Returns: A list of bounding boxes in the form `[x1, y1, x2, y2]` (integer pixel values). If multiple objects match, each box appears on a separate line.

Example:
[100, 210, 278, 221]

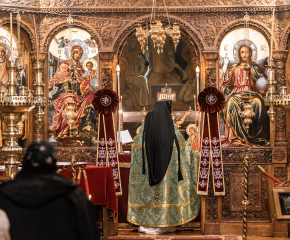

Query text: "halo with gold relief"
[0, 38, 10, 60]
[186, 124, 198, 136]
[0, 28, 19, 60]
[83, 58, 98, 72]
[219, 28, 269, 62]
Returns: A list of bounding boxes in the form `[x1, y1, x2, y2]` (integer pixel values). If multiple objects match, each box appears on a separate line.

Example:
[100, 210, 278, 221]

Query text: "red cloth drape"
[60, 165, 117, 213]
[118, 154, 131, 223]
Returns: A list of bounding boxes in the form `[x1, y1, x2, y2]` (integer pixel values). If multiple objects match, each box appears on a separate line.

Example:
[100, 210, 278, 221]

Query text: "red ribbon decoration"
[198, 87, 225, 196]
[92, 88, 122, 196]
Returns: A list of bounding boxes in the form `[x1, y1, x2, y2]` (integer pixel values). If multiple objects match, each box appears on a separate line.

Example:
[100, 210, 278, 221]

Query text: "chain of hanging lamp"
[135, 0, 181, 54]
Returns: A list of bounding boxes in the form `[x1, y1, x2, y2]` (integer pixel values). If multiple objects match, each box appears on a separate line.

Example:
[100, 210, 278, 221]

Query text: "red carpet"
[108, 235, 241, 240]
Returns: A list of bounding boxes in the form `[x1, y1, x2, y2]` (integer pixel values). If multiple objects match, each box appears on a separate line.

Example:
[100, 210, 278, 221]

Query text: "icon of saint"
[220, 45, 269, 147]
[49, 46, 97, 140]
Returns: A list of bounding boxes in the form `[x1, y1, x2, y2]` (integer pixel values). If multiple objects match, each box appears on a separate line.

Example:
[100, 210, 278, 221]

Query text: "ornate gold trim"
[132, 142, 186, 150]
[0, 5, 287, 14]
[119, 162, 131, 168]
[127, 206, 200, 228]
[128, 197, 196, 208]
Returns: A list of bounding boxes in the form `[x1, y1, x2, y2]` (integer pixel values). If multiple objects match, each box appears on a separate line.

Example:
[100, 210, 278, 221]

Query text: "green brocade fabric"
[127, 123, 200, 227]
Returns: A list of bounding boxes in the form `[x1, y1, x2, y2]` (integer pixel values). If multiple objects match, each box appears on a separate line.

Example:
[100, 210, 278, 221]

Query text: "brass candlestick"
[241, 146, 250, 240]
[265, 59, 277, 123]
[0, 65, 45, 179]
[33, 62, 45, 124]
[238, 146, 257, 240]
[2, 112, 23, 179]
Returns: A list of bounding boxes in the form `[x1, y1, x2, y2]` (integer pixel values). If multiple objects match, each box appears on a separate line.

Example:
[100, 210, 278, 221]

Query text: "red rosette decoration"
[92, 88, 119, 114]
[198, 87, 225, 113]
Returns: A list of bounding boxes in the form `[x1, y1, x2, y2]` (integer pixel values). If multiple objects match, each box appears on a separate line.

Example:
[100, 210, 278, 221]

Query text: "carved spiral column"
[30, 51, 47, 142]
[203, 51, 219, 88]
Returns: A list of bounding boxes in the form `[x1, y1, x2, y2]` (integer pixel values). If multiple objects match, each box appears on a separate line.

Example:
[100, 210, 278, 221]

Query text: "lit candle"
[116, 64, 121, 153]
[196, 66, 200, 98]
[194, 95, 196, 126]
[10, 13, 13, 64]
[120, 96, 123, 152]
[33, 15, 39, 63]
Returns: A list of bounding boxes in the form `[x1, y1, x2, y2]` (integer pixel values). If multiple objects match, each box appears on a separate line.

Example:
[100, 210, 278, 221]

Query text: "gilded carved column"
[272, 51, 289, 238]
[200, 51, 220, 235]
[30, 51, 47, 142]
[203, 51, 219, 88]
[272, 50, 288, 192]
[99, 52, 115, 91]
[273, 51, 288, 147]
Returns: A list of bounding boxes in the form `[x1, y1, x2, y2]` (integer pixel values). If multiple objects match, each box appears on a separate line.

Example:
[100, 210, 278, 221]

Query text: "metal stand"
[241, 146, 250, 240]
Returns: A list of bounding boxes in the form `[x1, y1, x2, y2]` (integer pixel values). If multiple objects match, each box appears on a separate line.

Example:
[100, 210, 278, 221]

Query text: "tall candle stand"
[0, 65, 46, 179]
[240, 146, 251, 240]
[240, 68, 255, 240]
[33, 62, 45, 123]
[116, 64, 121, 153]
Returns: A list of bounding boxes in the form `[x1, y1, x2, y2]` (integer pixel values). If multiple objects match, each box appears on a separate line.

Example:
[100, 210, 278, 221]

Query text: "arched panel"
[48, 27, 99, 147]
[218, 27, 270, 147]
[117, 27, 201, 138]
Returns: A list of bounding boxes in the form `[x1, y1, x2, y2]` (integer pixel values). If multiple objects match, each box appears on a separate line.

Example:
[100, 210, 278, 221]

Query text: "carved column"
[271, 51, 288, 164]
[203, 51, 219, 88]
[99, 52, 115, 91]
[200, 51, 220, 235]
[30, 51, 47, 142]
[271, 50, 289, 238]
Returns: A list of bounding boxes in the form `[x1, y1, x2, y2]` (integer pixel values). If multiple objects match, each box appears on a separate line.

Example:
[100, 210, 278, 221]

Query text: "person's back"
[0, 142, 99, 240]
[127, 100, 200, 233]
[0, 209, 10, 240]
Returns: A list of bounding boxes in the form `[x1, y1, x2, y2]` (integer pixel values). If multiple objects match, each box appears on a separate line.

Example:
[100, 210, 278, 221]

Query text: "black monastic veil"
[142, 99, 183, 186]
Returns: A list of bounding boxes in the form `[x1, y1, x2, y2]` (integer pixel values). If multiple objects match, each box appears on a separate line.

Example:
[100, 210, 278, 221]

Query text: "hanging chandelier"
[135, 0, 181, 54]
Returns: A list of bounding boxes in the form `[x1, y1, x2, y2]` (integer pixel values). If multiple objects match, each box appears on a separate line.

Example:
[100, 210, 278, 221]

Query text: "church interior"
[0, 0, 290, 239]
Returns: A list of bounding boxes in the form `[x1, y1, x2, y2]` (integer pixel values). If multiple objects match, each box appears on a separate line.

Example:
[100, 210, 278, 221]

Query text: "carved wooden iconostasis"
[1, 1, 290, 238]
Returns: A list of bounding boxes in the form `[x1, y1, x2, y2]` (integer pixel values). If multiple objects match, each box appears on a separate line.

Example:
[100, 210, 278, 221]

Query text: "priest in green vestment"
[127, 100, 200, 233]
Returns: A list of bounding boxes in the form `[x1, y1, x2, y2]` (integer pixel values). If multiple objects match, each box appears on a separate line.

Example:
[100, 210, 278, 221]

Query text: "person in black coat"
[0, 141, 100, 240]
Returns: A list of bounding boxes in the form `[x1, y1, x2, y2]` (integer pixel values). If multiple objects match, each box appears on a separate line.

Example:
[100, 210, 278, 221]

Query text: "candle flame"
[116, 64, 120, 72]
[196, 66, 200, 73]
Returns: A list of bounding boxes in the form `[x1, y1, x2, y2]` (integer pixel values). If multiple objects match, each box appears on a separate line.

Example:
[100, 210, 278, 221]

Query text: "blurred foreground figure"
[127, 100, 200, 234]
[0, 141, 99, 240]
[0, 209, 10, 240]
